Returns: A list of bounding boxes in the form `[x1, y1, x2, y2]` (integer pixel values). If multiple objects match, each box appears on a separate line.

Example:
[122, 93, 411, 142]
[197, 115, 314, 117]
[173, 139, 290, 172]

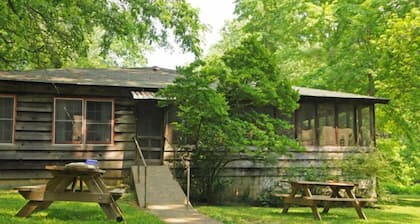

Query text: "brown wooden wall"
[0, 81, 138, 186]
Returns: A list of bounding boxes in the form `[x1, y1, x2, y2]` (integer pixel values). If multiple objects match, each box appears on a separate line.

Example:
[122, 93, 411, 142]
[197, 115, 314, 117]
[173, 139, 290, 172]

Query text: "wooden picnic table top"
[45, 164, 106, 175]
[290, 180, 356, 188]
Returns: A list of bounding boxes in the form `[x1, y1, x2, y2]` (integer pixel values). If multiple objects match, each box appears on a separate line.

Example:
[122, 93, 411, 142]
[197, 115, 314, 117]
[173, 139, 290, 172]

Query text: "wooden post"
[144, 166, 147, 208]
[368, 72, 375, 96]
[186, 159, 191, 208]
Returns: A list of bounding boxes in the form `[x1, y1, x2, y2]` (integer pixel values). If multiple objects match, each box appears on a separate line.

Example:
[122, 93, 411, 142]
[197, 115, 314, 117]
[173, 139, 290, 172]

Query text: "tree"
[228, 0, 330, 83]
[0, 0, 203, 70]
[375, 8, 420, 184]
[211, 0, 418, 190]
[159, 36, 299, 202]
[227, 0, 419, 186]
[232, 0, 417, 94]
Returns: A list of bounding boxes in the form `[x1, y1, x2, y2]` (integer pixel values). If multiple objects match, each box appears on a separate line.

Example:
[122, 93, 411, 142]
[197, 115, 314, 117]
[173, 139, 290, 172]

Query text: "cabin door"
[135, 101, 164, 165]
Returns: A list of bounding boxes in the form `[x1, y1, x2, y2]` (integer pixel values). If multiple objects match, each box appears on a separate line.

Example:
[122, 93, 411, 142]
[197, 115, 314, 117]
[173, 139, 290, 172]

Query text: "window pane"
[0, 97, 14, 143]
[296, 103, 316, 146]
[86, 124, 111, 143]
[0, 120, 13, 143]
[55, 99, 82, 144]
[318, 104, 336, 146]
[86, 101, 112, 121]
[337, 105, 355, 146]
[0, 97, 14, 119]
[86, 101, 112, 144]
[55, 121, 83, 143]
[357, 105, 372, 146]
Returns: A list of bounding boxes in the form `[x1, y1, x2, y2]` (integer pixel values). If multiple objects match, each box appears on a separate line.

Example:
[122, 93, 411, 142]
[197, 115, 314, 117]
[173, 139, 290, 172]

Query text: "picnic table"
[15, 164, 125, 222]
[277, 180, 376, 221]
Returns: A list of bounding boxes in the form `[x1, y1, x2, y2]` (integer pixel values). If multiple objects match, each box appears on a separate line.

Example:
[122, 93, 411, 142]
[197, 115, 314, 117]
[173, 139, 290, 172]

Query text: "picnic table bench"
[275, 180, 376, 221]
[15, 164, 125, 222]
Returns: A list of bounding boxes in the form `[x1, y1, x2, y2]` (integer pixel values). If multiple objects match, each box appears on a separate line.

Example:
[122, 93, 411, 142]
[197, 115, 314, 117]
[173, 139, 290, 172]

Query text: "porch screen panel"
[0, 97, 14, 143]
[86, 100, 112, 144]
[318, 104, 337, 146]
[357, 105, 372, 146]
[337, 104, 355, 146]
[55, 99, 82, 144]
[296, 103, 316, 146]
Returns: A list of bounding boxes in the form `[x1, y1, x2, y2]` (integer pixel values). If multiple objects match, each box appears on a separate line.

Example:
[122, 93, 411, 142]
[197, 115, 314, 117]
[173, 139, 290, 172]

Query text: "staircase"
[131, 165, 187, 208]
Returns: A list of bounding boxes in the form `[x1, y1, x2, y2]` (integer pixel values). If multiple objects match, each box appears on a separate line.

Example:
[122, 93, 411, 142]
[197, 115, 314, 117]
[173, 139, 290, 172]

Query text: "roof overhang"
[0, 67, 177, 89]
[0, 68, 389, 104]
[293, 86, 389, 104]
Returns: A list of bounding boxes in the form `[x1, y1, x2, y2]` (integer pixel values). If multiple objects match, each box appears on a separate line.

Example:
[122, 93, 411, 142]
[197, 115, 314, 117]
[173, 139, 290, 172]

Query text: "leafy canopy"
[224, 0, 419, 186]
[0, 0, 203, 70]
[375, 8, 420, 183]
[159, 36, 299, 201]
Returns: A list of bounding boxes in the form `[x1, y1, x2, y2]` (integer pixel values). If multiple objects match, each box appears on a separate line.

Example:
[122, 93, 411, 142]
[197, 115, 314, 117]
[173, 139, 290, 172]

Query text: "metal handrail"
[165, 139, 192, 208]
[133, 136, 147, 208]
[180, 152, 192, 208]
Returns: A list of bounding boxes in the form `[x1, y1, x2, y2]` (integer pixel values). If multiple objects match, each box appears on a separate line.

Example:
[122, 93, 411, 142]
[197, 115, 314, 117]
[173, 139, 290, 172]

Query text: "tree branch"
[7, 0, 20, 19]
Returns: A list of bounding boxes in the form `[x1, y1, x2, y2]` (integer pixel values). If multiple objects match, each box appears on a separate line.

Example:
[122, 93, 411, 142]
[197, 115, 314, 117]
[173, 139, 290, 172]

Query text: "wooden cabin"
[0, 67, 176, 186]
[0, 68, 388, 201]
[216, 87, 388, 201]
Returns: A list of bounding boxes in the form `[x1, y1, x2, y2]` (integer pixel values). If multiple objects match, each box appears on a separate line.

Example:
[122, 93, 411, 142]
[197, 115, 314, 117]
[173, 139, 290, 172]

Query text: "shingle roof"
[0, 67, 389, 103]
[0, 67, 177, 89]
[293, 86, 389, 104]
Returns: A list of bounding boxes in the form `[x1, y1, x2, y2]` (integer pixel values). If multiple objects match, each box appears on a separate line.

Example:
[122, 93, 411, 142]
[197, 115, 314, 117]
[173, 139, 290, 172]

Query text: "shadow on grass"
[393, 197, 420, 207]
[46, 203, 109, 221]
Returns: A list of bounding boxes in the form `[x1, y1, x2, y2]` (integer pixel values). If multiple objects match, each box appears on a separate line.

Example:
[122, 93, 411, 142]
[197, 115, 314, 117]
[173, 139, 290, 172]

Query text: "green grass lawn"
[0, 190, 163, 224]
[197, 195, 420, 224]
[1, 189, 419, 224]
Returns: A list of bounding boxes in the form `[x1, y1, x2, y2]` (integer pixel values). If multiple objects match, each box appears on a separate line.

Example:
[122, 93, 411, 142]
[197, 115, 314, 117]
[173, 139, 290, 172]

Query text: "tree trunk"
[368, 72, 375, 96]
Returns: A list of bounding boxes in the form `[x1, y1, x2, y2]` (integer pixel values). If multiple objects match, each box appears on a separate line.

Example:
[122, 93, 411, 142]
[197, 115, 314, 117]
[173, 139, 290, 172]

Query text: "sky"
[145, 0, 235, 69]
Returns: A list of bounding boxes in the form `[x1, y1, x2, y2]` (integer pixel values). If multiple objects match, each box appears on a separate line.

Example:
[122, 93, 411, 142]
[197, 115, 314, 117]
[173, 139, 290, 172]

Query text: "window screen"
[0, 96, 14, 143]
[54, 98, 113, 144]
[86, 100, 112, 144]
[54, 99, 83, 144]
[296, 103, 316, 146]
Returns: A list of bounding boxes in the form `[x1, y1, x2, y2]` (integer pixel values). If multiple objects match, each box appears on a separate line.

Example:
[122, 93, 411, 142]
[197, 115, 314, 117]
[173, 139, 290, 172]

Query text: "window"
[54, 98, 113, 144]
[86, 100, 113, 144]
[318, 104, 336, 146]
[357, 105, 372, 146]
[0, 95, 15, 143]
[337, 104, 355, 146]
[295, 102, 374, 147]
[296, 103, 316, 146]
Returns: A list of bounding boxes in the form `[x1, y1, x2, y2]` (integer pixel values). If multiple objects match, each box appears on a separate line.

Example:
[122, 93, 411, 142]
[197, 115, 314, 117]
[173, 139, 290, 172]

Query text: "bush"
[385, 183, 420, 195]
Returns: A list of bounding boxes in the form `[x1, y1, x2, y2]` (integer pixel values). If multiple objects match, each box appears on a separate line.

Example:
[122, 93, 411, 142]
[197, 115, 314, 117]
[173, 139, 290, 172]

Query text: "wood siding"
[0, 81, 138, 186]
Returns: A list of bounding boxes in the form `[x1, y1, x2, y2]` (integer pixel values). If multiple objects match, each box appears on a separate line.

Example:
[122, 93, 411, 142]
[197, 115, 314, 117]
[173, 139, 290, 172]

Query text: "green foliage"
[159, 36, 299, 203]
[339, 150, 397, 198]
[384, 184, 420, 195]
[255, 180, 284, 207]
[374, 8, 420, 184]
[224, 0, 419, 189]
[287, 164, 336, 182]
[0, 0, 203, 69]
